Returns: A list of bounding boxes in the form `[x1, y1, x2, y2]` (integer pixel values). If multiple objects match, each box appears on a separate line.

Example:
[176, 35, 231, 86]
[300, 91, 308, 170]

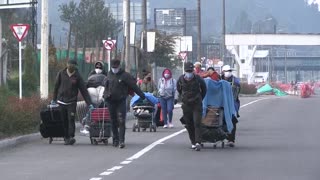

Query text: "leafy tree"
[76, 0, 117, 62]
[58, 0, 78, 60]
[140, 31, 177, 69]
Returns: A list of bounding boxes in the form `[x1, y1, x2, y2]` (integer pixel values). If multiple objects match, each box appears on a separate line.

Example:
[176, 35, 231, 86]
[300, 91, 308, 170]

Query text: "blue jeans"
[159, 97, 174, 125]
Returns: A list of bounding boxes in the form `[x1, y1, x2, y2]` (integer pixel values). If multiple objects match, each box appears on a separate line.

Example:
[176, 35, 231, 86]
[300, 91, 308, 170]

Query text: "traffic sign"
[103, 40, 115, 50]
[10, 24, 30, 42]
[179, 51, 187, 60]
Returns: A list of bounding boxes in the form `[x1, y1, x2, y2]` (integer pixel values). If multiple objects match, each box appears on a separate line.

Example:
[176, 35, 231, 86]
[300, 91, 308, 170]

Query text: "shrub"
[240, 83, 257, 94]
[0, 91, 49, 139]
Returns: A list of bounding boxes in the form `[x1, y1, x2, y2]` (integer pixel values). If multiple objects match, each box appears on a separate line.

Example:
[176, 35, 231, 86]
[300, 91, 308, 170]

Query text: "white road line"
[120, 161, 132, 165]
[90, 178, 102, 180]
[107, 166, 123, 171]
[100, 171, 113, 176]
[127, 129, 187, 161]
[240, 98, 269, 108]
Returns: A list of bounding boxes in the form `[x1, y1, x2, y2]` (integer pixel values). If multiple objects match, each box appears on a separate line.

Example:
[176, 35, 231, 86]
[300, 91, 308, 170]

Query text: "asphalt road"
[0, 96, 320, 180]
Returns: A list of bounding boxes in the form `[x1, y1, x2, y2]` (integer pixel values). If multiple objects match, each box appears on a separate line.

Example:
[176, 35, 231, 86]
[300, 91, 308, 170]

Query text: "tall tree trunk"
[66, 23, 72, 60]
[95, 39, 99, 62]
[197, 0, 201, 62]
[74, 29, 78, 61]
[82, 32, 87, 73]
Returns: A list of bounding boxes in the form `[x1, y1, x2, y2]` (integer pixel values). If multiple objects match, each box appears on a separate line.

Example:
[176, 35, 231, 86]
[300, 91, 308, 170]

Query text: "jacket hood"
[162, 68, 172, 79]
[94, 61, 104, 68]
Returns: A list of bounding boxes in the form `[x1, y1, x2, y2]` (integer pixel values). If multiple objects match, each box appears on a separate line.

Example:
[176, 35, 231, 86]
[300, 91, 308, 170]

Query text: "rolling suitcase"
[39, 104, 65, 144]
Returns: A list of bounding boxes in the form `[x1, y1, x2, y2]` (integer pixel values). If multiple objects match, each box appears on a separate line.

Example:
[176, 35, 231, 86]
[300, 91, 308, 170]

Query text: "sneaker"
[119, 142, 125, 149]
[64, 138, 70, 145]
[113, 139, 119, 147]
[191, 144, 196, 149]
[169, 123, 174, 128]
[80, 126, 90, 136]
[69, 138, 76, 145]
[163, 124, 168, 128]
[195, 143, 201, 151]
[228, 141, 235, 147]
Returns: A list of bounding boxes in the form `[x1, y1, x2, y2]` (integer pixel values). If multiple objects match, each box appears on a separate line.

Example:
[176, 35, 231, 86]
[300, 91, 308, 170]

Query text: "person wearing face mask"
[103, 59, 146, 148]
[138, 71, 157, 96]
[52, 59, 94, 145]
[157, 68, 177, 128]
[177, 62, 207, 151]
[88, 61, 108, 77]
[221, 65, 241, 147]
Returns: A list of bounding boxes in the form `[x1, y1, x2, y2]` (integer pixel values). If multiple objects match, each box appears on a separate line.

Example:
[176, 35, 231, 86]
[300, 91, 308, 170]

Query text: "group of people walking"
[51, 58, 240, 151]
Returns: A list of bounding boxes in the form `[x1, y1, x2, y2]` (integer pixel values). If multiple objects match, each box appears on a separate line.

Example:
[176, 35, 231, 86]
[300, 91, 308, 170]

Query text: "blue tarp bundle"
[202, 79, 237, 133]
[130, 92, 159, 107]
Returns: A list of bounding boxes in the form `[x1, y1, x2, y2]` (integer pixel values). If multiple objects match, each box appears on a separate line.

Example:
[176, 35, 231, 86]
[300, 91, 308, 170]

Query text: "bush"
[240, 83, 257, 94]
[0, 89, 49, 139]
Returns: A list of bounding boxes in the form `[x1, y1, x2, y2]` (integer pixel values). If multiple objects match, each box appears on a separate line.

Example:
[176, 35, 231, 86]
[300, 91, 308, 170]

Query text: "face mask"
[164, 73, 170, 79]
[224, 72, 232, 78]
[95, 68, 102, 74]
[111, 67, 119, 74]
[184, 72, 194, 79]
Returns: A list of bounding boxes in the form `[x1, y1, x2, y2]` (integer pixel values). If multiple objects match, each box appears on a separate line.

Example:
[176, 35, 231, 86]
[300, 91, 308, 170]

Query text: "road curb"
[0, 133, 40, 151]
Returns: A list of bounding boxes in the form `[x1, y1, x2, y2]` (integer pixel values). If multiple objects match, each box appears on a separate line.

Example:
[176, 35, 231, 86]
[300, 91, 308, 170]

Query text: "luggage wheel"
[49, 137, 53, 144]
[102, 139, 108, 145]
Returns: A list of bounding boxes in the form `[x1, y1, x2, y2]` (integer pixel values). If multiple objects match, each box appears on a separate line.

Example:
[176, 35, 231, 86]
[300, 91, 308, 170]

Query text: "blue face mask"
[184, 72, 194, 79]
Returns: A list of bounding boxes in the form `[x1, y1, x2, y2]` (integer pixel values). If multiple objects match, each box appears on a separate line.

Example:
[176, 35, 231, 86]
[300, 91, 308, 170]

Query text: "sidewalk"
[0, 104, 182, 151]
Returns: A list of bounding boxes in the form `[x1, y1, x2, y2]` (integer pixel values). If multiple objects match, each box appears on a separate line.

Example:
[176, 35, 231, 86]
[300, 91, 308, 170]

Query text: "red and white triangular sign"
[179, 51, 187, 60]
[10, 24, 30, 42]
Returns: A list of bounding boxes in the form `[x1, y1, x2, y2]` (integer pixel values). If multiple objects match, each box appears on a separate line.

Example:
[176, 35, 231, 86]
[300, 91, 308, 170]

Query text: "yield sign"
[10, 24, 30, 42]
[179, 51, 187, 60]
[103, 40, 115, 50]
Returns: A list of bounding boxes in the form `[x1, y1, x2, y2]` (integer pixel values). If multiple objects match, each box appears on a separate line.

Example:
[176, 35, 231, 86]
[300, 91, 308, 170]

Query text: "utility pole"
[0, 17, 2, 86]
[142, 0, 147, 50]
[124, 0, 131, 73]
[40, 0, 49, 99]
[197, 0, 201, 62]
[285, 46, 287, 83]
[221, 0, 226, 64]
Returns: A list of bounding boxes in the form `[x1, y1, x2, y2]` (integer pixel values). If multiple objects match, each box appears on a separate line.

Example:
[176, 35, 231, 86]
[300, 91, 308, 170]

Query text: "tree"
[59, 0, 78, 60]
[140, 31, 177, 69]
[76, 0, 117, 62]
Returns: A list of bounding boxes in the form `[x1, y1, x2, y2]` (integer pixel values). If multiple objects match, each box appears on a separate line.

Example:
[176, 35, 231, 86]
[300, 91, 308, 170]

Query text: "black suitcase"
[39, 105, 65, 141]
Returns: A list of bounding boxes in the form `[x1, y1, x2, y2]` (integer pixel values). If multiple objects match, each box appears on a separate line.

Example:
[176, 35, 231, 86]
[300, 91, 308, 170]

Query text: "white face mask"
[224, 71, 232, 78]
[184, 72, 194, 79]
[164, 73, 170, 79]
[111, 68, 120, 74]
[95, 68, 102, 74]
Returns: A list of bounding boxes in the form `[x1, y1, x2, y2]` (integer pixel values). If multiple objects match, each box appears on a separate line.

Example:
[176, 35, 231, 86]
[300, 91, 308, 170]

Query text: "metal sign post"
[179, 51, 187, 74]
[10, 24, 30, 99]
[102, 39, 116, 71]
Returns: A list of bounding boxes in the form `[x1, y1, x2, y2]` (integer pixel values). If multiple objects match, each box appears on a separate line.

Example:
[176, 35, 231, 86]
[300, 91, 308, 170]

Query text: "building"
[154, 8, 186, 36]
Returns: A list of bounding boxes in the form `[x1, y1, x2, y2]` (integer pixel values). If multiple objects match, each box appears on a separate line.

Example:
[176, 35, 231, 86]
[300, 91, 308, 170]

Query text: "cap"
[194, 62, 201, 66]
[110, 59, 121, 68]
[67, 59, 77, 65]
[222, 65, 233, 71]
[184, 62, 194, 72]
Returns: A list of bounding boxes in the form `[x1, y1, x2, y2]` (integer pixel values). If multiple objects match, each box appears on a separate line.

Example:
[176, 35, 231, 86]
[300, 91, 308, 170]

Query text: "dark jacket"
[104, 68, 145, 101]
[222, 75, 241, 102]
[177, 74, 207, 104]
[53, 68, 92, 105]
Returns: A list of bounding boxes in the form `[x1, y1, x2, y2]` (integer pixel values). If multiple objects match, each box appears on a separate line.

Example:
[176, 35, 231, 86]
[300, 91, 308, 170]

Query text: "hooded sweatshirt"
[158, 68, 177, 99]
